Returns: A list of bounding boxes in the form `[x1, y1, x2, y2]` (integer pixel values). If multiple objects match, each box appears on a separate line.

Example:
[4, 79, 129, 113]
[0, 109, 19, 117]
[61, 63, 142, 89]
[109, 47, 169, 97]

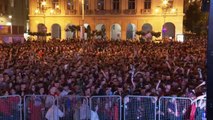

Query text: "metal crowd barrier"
[194, 98, 206, 120]
[24, 95, 55, 120]
[57, 96, 90, 120]
[123, 96, 157, 120]
[0, 95, 22, 120]
[0, 95, 207, 120]
[90, 95, 122, 120]
[159, 96, 192, 120]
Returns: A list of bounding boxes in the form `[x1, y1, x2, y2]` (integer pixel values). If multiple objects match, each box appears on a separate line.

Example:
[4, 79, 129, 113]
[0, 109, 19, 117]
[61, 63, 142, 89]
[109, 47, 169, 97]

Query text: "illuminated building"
[29, 0, 184, 40]
[0, 0, 28, 35]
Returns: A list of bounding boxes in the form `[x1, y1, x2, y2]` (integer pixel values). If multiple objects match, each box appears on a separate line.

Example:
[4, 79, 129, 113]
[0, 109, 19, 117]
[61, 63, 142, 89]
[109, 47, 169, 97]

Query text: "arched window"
[144, 0, 151, 9]
[97, 0, 104, 10]
[113, 0, 119, 10]
[67, 0, 74, 10]
[111, 23, 121, 40]
[128, 0, 135, 10]
[51, 24, 61, 39]
[37, 23, 46, 33]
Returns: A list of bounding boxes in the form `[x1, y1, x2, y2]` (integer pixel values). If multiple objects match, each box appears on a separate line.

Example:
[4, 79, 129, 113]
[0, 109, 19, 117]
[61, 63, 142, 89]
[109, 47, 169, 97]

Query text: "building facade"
[0, 0, 28, 34]
[29, 0, 184, 40]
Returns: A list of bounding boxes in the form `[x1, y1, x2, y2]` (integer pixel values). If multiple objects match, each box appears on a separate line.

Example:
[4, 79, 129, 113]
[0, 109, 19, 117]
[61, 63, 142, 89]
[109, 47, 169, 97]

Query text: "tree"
[136, 31, 146, 42]
[65, 25, 81, 38]
[92, 26, 106, 40]
[28, 32, 51, 41]
[183, 2, 208, 35]
[136, 31, 161, 42]
[199, 12, 209, 35]
[151, 31, 161, 38]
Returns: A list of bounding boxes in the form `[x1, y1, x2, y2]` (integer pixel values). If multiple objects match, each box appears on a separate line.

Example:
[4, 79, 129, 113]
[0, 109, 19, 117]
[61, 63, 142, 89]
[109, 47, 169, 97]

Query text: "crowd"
[0, 37, 206, 98]
[0, 37, 207, 120]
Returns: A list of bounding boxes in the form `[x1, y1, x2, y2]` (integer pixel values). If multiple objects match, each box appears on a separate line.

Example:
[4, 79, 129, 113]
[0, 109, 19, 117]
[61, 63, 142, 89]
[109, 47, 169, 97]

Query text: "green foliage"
[184, 2, 208, 35]
[91, 26, 106, 39]
[29, 32, 51, 36]
[65, 25, 81, 38]
[151, 31, 161, 38]
[136, 31, 146, 36]
[67, 25, 75, 32]
[136, 31, 161, 39]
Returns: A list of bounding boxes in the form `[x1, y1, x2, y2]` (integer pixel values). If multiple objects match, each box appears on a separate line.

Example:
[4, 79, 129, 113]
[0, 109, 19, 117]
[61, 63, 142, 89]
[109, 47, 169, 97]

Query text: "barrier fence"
[193, 98, 206, 120]
[0, 95, 207, 120]
[124, 96, 157, 120]
[90, 95, 122, 120]
[159, 97, 192, 120]
[57, 96, 90, 120]
[0, 95, 22, 120]
[24, 95, 55, 120]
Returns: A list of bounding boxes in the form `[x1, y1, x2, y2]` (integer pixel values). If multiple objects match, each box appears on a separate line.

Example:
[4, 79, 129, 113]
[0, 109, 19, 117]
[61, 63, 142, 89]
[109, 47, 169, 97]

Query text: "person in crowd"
[45, 100, 64, 120]
[28, 97, 45, 120]
[91, 104, 100, 120]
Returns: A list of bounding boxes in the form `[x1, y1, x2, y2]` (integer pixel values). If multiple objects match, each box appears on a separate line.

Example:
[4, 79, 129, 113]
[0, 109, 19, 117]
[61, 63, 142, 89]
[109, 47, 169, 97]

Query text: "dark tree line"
[184, 2, 209, 35]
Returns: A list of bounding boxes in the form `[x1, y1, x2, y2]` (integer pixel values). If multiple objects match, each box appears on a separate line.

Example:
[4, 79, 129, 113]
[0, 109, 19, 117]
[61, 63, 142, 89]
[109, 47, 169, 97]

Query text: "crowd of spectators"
[0, 37, 207, 98]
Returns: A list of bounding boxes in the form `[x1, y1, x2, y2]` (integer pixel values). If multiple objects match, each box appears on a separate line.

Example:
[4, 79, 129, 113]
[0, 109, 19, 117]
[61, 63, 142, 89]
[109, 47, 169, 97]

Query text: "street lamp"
[80, 0, 85, 40]
[155, 0, 173, 39]
[34, 1, 54, 25]
[35, 9, 39, 14]
[162, 0, 170, 26]
[41, 1, 47, 25]
[162, 0, 168, 5]
[41, 1, 46, 6]
[34, 1, 54, 41]
[8, 15, 12, 34]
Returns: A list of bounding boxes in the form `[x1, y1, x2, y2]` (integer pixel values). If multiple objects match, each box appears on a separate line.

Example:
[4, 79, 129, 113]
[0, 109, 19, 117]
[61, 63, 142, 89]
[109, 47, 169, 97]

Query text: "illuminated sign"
[176, 34, 184, 42]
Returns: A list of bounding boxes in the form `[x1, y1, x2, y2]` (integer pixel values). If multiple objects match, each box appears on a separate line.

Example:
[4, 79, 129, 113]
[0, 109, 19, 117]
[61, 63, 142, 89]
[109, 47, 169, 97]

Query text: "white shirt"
[45, 105, 64, 120]
[91, 110, 99, 120]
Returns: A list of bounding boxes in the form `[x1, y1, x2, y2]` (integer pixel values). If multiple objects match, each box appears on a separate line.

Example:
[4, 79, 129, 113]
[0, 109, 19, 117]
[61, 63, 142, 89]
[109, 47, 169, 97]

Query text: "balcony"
[153, 8, 178, 16]
[95, 9, 108, 15]
[65, 9, 77, 15]
[141, 9, 152, 14]
[50, 9, 61, 15]
[123, 9, 137, 14]
[110, 10, 121, 14]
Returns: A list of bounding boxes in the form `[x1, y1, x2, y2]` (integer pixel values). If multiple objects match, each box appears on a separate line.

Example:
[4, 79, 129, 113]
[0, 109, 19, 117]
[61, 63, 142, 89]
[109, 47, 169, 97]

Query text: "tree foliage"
[135, 31, 161, 42]
[65, 25, 81, 38]
[184, 2, 208, 35]
[29, 32, 51, 36]
[136, 31, 161, 38]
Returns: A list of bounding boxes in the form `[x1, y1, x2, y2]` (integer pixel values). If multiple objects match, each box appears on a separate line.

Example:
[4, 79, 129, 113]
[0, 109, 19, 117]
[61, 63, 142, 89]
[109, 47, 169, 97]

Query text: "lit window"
[113, 0, 119, 10]
[84, 0, 89, 10]
[128, 0, 135, 10]
[97, 0, 104, 10]
[144, 0, 151, 9]
[37, 0, 43, 8]
[52, 0, 59, 9]
[67, 0, 74, 10]
[168, 0, 174, 8]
